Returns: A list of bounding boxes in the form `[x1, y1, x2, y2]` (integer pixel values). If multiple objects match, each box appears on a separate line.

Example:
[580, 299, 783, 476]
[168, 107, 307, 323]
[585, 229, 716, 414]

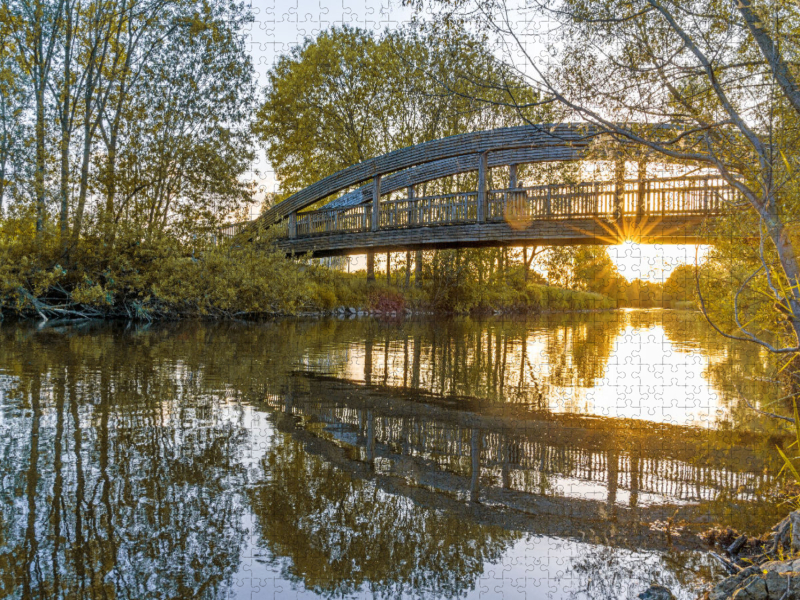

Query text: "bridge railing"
[486, 175, 732, 222]
[380, 192, 479, 228]
[296, 204, 371, 237]
[264, 174, 735, 240]
[218, 220, 253, 239]
[627, 175, 733, 215]
[488, 182, 619, 221]
[263, 392, 775, 505]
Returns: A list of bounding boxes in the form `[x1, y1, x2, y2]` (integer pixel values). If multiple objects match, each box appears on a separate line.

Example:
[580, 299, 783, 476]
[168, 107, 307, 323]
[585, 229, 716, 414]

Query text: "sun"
[607, 241, 709, 283]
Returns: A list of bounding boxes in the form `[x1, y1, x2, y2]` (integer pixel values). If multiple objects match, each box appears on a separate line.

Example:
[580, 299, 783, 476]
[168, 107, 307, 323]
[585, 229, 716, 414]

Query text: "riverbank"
[646, 510, 800, 600]
[1, 225, 616, 320]
[2, 274, 616, 321]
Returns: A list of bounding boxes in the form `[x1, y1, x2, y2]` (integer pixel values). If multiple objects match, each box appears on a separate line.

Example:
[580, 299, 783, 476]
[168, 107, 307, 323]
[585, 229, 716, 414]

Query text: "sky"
[242, 0, 708, 282]
[242, 0, 414, 206]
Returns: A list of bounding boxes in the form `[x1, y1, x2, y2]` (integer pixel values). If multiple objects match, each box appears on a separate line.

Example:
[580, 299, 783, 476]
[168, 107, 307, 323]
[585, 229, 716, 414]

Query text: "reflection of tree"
[659, 309, 786, 431]
[570, 545, 717, 600]
[248, 429, 521, 599]
[540, 312, 623, 388]
[0, 327, 250, 599]
[330, 313, 624, 408]
[0, 313, 789, 599]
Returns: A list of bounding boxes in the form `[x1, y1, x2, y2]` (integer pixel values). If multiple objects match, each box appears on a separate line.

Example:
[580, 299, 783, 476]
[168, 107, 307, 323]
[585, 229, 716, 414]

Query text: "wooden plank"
[275, 215, 727, 257]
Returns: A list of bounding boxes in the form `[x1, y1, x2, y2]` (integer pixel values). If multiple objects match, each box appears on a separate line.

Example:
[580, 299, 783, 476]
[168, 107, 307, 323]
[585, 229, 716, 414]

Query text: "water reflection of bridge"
[260, 373, 782, 551]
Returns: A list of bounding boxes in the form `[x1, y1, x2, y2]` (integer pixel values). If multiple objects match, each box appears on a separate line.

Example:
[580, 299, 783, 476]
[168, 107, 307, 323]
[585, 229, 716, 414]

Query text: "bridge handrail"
[216, 174, 737, 242]
[268, 175, 736, 240]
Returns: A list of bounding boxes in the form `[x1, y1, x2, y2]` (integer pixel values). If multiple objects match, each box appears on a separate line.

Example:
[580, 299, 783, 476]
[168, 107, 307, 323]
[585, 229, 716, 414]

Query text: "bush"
[0, 214, 616, 320]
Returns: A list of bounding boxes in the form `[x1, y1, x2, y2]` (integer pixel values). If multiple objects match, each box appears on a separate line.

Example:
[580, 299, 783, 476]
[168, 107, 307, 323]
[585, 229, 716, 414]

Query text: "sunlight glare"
[607, 242, 709, 283]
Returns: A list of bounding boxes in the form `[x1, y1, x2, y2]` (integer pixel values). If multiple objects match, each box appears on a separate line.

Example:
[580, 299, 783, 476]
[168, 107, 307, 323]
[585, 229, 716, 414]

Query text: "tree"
[1, 0, 257, 246]
[663, 264, 697, 307]
[5, 0, 65, 234]
[93, 0, 257, 242]
[572, 246, 626, 298]
[0, 2, 31, 213]
[254, 24, 546, 200]
[408, 0, 800, 353]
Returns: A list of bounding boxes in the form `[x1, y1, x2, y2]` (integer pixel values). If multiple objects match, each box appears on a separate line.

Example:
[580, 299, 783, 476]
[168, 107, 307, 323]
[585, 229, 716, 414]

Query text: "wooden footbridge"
[226, 125, 739, 257]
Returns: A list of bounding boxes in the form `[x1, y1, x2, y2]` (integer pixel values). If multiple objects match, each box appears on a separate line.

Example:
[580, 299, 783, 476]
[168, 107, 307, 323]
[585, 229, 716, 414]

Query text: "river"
[0, 310, 790, 599]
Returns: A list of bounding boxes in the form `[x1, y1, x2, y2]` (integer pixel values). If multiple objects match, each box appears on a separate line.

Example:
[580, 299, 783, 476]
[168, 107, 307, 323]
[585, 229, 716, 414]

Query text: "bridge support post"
[288, 211, 297, 239]
[613, 156, 625, 224]
[607, 449, 619, 510]
[366, 409, 375, 468]
[408, 185, 415, 226]
[477, 151, 488, 223]
[630, 449, 640, 508]
[509, 164, 517, 189]
[364, 337, 373, 384]
[372, 175, 382, 231]
[636, 161, 647, 221]
[367, 250, 375, 282]
[415, 250, 423, 287]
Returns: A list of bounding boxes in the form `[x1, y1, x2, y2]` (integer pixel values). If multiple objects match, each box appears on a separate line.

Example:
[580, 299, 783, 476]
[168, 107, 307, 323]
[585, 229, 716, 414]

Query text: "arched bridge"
[228, 125, 739, 257]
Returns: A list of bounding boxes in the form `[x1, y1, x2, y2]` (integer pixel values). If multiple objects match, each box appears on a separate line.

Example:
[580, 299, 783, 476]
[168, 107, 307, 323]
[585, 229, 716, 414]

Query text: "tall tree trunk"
[72, 110, 93, 248]
[58, 2, 73, 250]
[405, 251, 411, 288]
[72, 41, 100, 249]
[415, 249, 423, 287]
[523, 245, 537, 282]
[0, 149, 6, 214]
[523, 247, 528, 282]
[765, 215, 800, 344]
[34, 82, 46, 235]
[104, 139, 118, 244]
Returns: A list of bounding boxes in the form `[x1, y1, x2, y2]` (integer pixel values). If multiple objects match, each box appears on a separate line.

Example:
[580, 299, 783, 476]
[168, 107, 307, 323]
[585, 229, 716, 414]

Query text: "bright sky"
[244, 0, 704, 281]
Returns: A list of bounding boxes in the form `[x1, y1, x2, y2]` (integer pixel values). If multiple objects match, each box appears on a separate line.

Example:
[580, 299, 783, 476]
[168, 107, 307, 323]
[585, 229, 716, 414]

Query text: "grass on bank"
[306, 267, 615, 314]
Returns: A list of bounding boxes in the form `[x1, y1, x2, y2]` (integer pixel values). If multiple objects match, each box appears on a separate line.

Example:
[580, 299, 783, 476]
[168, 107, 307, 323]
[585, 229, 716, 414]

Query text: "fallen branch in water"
[709, 551, 742, 574]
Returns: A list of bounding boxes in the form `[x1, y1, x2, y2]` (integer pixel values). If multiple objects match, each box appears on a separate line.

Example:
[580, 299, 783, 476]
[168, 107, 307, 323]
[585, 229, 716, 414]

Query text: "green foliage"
[254, 24, 546, 200]
[0, 0, 257, 243]
[0, 214, 310, 318]
[663, 264, 698, 309]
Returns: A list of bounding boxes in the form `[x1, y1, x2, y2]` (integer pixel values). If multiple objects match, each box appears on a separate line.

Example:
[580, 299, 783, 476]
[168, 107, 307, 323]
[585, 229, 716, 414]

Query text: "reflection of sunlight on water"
[578, 325, 723, 427]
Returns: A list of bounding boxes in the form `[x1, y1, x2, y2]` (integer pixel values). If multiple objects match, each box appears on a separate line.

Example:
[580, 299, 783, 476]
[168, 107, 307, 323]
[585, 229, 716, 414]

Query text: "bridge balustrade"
[263, 392, 776, 507]
[379, 192, 479, 228]
[295, 204, 371, 237]
[215, 174, 735, 244]
[284, 175, 732, 240]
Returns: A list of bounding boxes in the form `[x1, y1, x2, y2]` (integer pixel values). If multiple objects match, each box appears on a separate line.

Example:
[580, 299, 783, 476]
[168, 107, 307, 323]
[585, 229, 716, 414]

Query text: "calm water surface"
[0, 310, 791, 599]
